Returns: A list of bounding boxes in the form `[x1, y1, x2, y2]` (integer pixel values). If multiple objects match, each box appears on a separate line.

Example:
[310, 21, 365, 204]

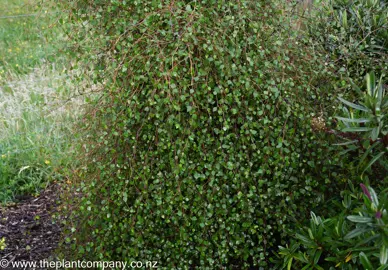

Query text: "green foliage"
[306, 0, 388, 84]
[0, 237, 5, 251]
[335, 72, 388, 176]
[279, 183, 388, 269]
[0, 69, 79, 203]
[0, 0, 65, 83]
[59, 0, 352, 268]
[330, 0, 388, 49]
[0, 1, 80, 202]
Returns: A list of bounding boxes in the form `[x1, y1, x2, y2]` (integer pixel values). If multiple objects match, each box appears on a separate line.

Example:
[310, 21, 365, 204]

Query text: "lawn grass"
[0, 0, 64, 82]
[0, 0, 81, 203]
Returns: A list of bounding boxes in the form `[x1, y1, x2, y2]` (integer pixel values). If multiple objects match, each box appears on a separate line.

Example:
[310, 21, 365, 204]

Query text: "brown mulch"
[0, 184, 63, 269]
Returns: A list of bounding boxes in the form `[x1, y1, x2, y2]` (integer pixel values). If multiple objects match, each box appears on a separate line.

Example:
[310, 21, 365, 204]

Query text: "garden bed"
[0, 184, 62, 269]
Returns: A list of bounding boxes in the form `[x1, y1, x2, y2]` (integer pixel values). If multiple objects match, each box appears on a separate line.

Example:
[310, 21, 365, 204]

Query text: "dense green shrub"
[60, 0, 355, 268]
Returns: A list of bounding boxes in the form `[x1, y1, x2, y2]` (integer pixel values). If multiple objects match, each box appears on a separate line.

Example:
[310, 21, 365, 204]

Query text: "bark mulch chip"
[0, 184, 62, 269]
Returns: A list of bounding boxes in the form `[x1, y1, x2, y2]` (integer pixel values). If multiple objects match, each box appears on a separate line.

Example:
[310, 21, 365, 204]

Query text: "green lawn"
[0, 0, 63, 82]
[0, 0, 80, 203]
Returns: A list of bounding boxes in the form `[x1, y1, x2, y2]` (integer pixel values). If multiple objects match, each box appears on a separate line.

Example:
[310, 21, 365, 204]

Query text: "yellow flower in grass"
[45, 160, 51, 165]
[1, 154, 6, 159]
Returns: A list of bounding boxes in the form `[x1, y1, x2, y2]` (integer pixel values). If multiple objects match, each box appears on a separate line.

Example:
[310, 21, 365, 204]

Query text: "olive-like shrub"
[306, 0, 388, 85]
[60, 0, 348, 268]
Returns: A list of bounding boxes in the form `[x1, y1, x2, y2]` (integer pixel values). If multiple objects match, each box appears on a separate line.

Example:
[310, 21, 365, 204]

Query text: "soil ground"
[0, 184, 62, 269]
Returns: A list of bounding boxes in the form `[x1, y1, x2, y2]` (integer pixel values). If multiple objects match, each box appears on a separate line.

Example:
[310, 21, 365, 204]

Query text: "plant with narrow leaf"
[279, 182, 388, 269]
[331, 0, 388, 50]
[306, 0, 388, 87]
[335, 72, 388, 175]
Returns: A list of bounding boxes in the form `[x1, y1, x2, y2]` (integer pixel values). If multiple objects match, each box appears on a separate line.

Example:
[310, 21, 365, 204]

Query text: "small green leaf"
[341, 10, 348, 28]
[338, 97, 370, 112]
[380, 245, 388, 265]
[377, 264, 388, 270]
[344, 227, 370, 240]
[287, 257, 293, 270]
[359, 141, 380, 166]
[359, 252, 373, 270]
[366, 72, 376, 96]
[355, 234, 380, 247]
[342, 127, 373, 132]
[362, 152, 385, 175]
[371, 127, 380, 141]
[336, 117, 371, 123]
[296, 233, 315, 246]
[350, 78, 363, 96]
[310, 212, 320, 225]
[377, 77, 384, 102]
[308, 228, 314, 240]
[368, 186, 379, 207]
[347, 215, 372, 223]
[314, 249, 322, 265]
[333, 140, 359, 146]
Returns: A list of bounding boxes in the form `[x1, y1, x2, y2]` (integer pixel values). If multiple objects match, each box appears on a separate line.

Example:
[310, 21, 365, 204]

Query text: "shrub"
[279, 183, 388, 269]
[61, 0, 353, 268]
[306, 0, 388, 85]
[335, 72, 388, 177]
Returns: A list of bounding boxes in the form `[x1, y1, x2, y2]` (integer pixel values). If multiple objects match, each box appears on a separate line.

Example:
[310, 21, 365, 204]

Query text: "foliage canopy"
[61, 0, 354, 268]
